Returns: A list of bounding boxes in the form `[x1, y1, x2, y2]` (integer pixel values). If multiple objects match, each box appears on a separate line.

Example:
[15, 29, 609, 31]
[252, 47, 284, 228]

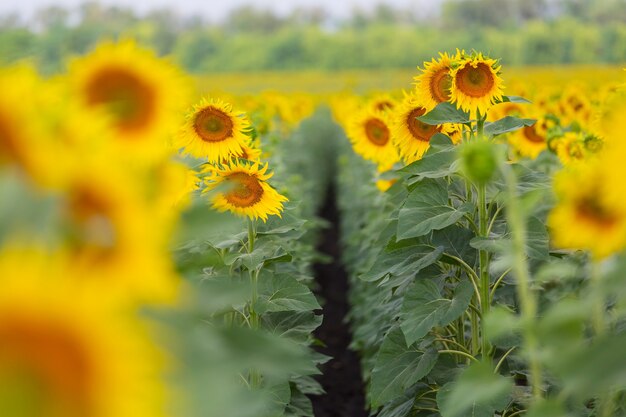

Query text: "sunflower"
[0, 65, 55, 184]
[548, 162, 626, 259]
[414, 52, 454, 109]
[346, 108, 399, 170]
[450, 52, 504, 117]
[487, 101, 523, 122]
[59, 157, 179, 303]
[0, 247, 169, 417]
[508, 118, 548, 159]
[392, 94, 442, 164]
[554, 132, 588, 165]
[69, 40, 190, 159]
[204, 160, 287, 222]
[176, 98, 251, 162]
[368, 94, 397, 113]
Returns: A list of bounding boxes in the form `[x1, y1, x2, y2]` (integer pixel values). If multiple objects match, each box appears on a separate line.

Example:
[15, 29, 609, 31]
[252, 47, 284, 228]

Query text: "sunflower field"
[1, 28, 626, 417]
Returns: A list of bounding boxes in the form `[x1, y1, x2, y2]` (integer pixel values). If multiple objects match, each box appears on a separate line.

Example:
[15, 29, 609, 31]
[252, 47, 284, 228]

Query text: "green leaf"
[437, 362, 512, 417]
[469, 217, 549, 261]
[484, 307, 522, 347]
[263, 311, 323, 344]
[500, 95, 532, 104]
[484, 116, 536, 137]
[398, 179, 471, 239]
[399, 134, 460, 179]
[400, 280, 474, 345]
[525, 400, 570, 417]
[360, 244, 443, 282]
[370, 327, 439, 407]
[550, 333, 626, 397]
[418, 102, 471, 125]
[257, 274, 321, 314]
[259, 379, 291, 417]
[432, 225, 477, 265]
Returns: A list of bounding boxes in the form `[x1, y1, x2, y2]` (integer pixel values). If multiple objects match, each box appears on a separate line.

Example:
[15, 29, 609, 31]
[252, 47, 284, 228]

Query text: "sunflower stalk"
[502, 162, 543, 399]
[477, 180, 492, 361]
[247, 218, 262, 389]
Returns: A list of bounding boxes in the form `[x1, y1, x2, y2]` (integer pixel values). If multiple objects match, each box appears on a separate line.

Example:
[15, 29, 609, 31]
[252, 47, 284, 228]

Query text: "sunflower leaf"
[400, 279, 474, 346]
[399, 134, 460, 180]
[499, 95, 532, 104]
[484, 116, 536, 137]
[360, 243, 443, 282]
[436, 362, 512, 417]
[418, 102, 471, 125]
[397, 178, 471, 239]
[370, 327, 439, 408]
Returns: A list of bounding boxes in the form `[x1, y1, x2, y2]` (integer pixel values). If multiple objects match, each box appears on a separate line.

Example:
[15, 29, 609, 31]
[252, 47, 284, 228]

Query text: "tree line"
[1, 0, 625, 74]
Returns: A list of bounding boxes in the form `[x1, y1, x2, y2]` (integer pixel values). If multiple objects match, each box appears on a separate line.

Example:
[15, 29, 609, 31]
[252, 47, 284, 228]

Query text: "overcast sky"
[0, 0, 442, 22]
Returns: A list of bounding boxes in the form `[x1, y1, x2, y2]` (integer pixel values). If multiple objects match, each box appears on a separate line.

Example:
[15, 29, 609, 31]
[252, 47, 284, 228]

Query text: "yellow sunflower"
[368, 94, 397, 113]
[548, 161, 626, 259]
[392, 94, 442, 164]
[414, 52, 454, 109]
[0, 247, 169, 417]
[346, 108, 399, 170]
[68, 40, 190, 159]
[204, 160, 287, 222]
[554, 132, 588, 165]
[450, 52, 504, 117]
[176, 98, 251, 162]
[58, 157, 179, 303]
[508, 118, 548, 159]
[0, 65, 56, 184]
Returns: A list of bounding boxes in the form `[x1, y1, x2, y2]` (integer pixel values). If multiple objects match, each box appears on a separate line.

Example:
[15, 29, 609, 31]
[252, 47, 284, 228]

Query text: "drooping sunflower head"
[548, 162, 626, 259]
[69, 40, 190, 157]
[204, 160, 287, 222]
[176, 98, 251, 163]
[414, 52, 454, 109]
[392, 93, 442, 164]
[450, 51, 504, 117]
[0, 247, 170, 417]
[347, 108, 399, 170]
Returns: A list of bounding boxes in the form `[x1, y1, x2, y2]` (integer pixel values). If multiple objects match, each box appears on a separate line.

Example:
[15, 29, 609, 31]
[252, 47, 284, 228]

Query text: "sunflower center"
[523, 125, 545, 144]
[67, 186, 117, 261]
[85, 67, 156, 134]
[407, 107, 440, 142]
[375, 101, 394, 111]
[0, 316, 95, 417]
[430, 68, 452, 103]
[364, 118, 390, 146]
[575, 196, 618, 229]
[194, 107, 234, 143]
[455, 62, 495, 98]
[224, 172, 264, 208]
[0, 113, 23, 165]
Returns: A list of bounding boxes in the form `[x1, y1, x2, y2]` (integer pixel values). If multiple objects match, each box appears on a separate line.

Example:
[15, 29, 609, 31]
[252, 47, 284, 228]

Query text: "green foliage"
[370, 327, 439, 407]
[3, 2, 626, 74]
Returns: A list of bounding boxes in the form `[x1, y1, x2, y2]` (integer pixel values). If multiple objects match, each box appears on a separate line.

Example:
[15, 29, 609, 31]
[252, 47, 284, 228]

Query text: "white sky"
[0, 0, 442, 22]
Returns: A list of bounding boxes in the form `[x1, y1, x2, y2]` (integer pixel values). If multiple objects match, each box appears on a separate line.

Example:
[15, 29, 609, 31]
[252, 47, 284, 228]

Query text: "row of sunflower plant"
[332, 50, 626, 417]
[0, 40, 327, 417]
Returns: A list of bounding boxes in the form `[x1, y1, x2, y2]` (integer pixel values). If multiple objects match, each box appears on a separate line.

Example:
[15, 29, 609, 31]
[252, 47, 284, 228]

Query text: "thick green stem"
[471, 307, 480, 356]
[478, 182, 492, 360]
[503, 164, 542, 399]
[590, 261, 615, 417]
[246, 218, 261, 388]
